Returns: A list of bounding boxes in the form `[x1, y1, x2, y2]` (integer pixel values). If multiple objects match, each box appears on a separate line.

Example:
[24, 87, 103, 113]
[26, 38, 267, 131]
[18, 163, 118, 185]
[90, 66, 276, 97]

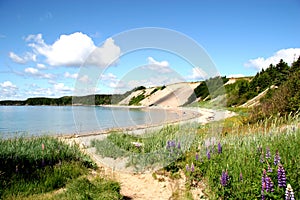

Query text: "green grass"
[177, 114, 300, 199]
[0, 136, 122, 199]
[53, 177, 122, 200]
[91, 124, 198, 171]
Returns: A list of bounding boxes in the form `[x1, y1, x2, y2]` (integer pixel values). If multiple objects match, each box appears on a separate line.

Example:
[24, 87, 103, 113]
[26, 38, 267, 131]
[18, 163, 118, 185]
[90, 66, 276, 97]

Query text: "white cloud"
[9, 52, 26, 64]
[54, 83, 73, 92]
[25, 67, 39, 74]
[37, 63, 47, 69]
[0, 81, 18, 99]
[79, 75, 90, 83]
[64, 72, 78, 79]
[0, 81, 17, 88]
[244, 48, 300, 70]
[188, 67, 208, 80]
[9, 52, 36, 64]
[143, 57, 172, 73]
[87, 38, 121, 67]
[24, 67, 55, 79]
[25, 32, 121, 67]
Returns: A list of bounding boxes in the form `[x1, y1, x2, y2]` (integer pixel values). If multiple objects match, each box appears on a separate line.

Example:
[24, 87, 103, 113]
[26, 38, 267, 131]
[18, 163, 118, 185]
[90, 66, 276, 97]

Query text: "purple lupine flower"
[218, 142, 222, 154]
[239, 172, 243, 182]
[262, 169, 267, 190]
[195, 153, 199, 161]
[171, 140, 176, 147]
[177, 141, 181, 149]
[261, 189, 266, 200]
[285, 184, 295, 200]
[186, 164, 189, 172]
[206, 150, 211, 160]
[265, 146, 271, 159]
[220, 170, 229, 186]
[190, 163, 195, 172]
[274, 150, 281, 166]
[278, 164, 287, 188]
[15, 165, 18, 173]
[166, 140, 171, 148]
[265, 176, 274, 192]
[267, 164, 273, 172]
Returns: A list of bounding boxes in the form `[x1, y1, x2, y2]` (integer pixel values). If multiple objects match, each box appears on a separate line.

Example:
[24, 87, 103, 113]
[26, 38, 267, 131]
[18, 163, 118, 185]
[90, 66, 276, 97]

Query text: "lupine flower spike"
[42, 143, 45, 151]
[274, 150, 281, 166]
[177, 141, 181, 149]
[265, 146, 271, 159]
[206, 150, 211, 160]
[186, 164, 189, 172]
[285, 184, 295, 200]
[218, 142, 222, 154]
[278, 164, 287, 188]
[190, 163, 195, 172]
[195, 153, 199, 161]
[220, 170, 229, 186]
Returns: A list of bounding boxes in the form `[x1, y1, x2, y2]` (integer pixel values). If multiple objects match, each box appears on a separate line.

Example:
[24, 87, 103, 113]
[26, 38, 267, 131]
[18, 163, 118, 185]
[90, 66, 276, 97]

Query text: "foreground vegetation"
[0, 136, 122, 199]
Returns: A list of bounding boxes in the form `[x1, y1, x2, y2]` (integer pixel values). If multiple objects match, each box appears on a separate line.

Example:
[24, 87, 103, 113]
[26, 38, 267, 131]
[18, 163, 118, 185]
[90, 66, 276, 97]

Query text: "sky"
[0, 0, 300, 100]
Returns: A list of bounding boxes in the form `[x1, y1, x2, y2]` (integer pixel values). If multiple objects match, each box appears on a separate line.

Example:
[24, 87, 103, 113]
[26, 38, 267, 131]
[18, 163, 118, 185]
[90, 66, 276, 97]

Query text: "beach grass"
[176, 114, 300, 199]
[91, 124, 198, 171]
[0, 136, 122, 199]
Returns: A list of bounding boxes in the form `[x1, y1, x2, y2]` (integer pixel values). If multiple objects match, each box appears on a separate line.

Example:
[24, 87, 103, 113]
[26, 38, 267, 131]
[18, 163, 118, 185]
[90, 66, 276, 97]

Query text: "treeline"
[0, 94, 126, 106]
[0, 87, 143, 106]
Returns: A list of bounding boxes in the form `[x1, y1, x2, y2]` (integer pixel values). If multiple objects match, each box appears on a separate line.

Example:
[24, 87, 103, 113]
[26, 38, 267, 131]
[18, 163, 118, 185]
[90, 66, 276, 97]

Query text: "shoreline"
[62, 106, 235, 144]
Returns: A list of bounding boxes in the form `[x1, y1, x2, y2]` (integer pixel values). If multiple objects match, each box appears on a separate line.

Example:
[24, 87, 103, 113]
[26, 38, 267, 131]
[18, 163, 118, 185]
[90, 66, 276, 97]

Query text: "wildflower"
[265, 146, 271, 159]
[218, 142, 222, 154]
[206, 150, 211, 160]
[262, 169, 267, 191]
[278, 164, 287, 188]
[15, 165, 18, 173]
[267, 164, 273, 173]
[220, 170, 229, 186]
[195, 153, 199, 161]
[265, 176, 274, 192]
[186, 164, 189, 172]
[285, 184, 295, 200]
[190, 163, 195, 172]
[274, 150, 281, 166]
[42, 143, 45, 151]
[239, 172, 243, 182]
[177, 141, 181, 149]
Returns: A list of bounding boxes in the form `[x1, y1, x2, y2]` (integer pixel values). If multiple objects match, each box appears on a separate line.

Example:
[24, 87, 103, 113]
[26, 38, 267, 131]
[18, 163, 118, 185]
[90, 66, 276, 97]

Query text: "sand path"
[65, 108, 235, 199]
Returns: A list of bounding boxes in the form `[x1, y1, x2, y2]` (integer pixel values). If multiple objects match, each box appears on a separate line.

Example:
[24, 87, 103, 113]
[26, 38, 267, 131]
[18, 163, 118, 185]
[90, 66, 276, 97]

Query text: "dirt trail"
[84, 147, 186, 200]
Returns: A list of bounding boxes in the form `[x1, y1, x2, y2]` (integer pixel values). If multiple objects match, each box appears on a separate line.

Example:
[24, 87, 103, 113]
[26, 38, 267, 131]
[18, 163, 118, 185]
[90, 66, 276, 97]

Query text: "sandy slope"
[119, 82, 200, 107]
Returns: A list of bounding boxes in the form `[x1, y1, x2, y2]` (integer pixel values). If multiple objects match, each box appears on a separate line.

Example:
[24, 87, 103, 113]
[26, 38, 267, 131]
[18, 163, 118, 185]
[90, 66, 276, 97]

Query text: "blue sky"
[0, 0, 300, 100]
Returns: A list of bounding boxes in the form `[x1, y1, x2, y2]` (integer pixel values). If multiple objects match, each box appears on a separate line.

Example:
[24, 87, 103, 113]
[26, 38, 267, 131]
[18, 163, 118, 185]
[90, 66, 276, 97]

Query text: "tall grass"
[181, 114, 300, 199]
[0, 136, 97, 198]
[91, 124, 198, 171]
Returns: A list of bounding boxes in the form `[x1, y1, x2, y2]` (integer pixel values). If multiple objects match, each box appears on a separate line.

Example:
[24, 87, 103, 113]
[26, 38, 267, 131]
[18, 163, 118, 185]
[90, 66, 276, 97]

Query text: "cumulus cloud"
[0, 81, 18, 99]
[187, 67, 208, 80]
[78, 75, 90, 83]
[244, 48, 300, 70]
[25, 32, 121, 67]
[141, 57, 172, 73]
[64, 72, 78, 79]
[54, 83, 73, 92]
[24, 67, 55, 79]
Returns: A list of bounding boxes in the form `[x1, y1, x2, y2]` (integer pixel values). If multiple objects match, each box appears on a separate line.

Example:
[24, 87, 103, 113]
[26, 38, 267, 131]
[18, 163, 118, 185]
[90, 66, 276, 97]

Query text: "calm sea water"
[0, 106, 178, 138]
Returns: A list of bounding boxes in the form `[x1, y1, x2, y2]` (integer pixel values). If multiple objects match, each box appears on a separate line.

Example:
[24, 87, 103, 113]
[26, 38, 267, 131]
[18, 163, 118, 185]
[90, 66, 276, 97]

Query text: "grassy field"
[91, 111, 299, 199]
[0, 136, 122, 199]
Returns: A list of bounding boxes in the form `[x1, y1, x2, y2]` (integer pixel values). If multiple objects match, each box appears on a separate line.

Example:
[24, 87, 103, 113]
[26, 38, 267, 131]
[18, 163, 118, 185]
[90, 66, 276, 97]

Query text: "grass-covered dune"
[0, 136, 123, 199]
